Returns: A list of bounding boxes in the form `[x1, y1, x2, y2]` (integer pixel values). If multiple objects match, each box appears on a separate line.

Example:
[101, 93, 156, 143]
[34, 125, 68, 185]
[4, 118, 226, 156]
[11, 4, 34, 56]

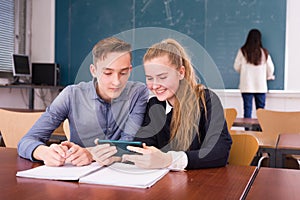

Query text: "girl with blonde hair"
[123, 39, 232, 170]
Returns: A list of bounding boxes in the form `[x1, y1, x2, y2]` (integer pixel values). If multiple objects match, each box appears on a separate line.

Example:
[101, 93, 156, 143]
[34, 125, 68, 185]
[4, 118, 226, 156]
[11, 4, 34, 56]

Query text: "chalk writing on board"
[238, 0, 257, 7]
[164, 0, 174, 26]
[141, 0, 152, 13]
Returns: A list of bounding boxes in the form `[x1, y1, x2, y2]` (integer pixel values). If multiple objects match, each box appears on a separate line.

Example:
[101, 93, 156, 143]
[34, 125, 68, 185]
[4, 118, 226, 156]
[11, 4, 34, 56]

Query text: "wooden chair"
[63, 119, 70, 140]
[257, 109, 300, 168]
[224, 108, 237, 134]
[0, 109, 43, 148]
[228, 134, 259, 166]
[256, 109, 300, 138]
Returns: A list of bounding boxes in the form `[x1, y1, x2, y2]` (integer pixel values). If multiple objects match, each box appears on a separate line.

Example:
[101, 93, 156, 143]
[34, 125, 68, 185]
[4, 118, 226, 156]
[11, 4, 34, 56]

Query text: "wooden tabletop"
[234, 118, 259, 126]
[246, 167, 300, 200]
[233, 118, 261, 131]
[0, 147, 256, 200]
[231, 130, 278, 148]
[277, 133, 300, 150]
[276, 133, 300, 168]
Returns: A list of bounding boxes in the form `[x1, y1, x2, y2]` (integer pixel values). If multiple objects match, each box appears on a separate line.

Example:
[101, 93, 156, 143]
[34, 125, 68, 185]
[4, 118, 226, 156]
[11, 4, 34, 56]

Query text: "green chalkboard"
[55, 0, 286, 90]
[205, 0, 286, 89]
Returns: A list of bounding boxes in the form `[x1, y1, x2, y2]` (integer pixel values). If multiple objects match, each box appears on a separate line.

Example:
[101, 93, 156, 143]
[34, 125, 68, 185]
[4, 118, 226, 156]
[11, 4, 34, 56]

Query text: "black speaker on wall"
[32, 63, 60, 86]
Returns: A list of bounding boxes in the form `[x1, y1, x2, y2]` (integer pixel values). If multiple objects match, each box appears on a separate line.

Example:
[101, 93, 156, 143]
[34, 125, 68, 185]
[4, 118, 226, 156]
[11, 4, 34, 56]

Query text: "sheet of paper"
[16, 162, 102, 180]
[79, 162, 169, 188]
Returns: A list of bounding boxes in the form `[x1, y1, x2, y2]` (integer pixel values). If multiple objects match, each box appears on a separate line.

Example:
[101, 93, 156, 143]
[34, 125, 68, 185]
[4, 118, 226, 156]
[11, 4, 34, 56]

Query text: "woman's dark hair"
[241, 29, 268, 65]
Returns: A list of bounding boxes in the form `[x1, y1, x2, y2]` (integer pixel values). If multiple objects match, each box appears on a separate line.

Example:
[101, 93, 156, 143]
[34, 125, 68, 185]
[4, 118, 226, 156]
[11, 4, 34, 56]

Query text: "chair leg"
[297, 159, 300, 169]
[290, 154, 300, 169]
[257, 152, 269, 169]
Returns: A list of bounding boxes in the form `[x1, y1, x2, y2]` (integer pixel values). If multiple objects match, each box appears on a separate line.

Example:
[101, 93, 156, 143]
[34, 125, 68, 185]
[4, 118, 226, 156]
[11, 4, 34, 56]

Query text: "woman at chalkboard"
[234, 29, 275, 118]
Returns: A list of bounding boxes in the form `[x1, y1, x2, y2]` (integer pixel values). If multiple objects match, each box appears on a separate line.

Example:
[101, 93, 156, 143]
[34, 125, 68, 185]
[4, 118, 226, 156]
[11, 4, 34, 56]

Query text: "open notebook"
[16, 162, 101, 181]
[16, 162, 169, 189]
[79, 162, 169, 188]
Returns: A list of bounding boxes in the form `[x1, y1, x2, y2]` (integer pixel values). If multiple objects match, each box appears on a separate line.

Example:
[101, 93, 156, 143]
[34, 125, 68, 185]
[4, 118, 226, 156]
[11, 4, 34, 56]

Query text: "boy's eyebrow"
[102, 66, 131, 71]
[120, 67, 131, 71]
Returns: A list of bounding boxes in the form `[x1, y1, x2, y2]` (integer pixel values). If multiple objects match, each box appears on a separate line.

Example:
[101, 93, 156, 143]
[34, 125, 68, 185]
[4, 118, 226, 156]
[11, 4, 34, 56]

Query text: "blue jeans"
[242, 93, 266, 118]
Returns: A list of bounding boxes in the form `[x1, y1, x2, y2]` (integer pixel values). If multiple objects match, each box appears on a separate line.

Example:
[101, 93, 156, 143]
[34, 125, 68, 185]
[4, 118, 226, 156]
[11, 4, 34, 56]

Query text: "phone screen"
[96, 140, 143, 156]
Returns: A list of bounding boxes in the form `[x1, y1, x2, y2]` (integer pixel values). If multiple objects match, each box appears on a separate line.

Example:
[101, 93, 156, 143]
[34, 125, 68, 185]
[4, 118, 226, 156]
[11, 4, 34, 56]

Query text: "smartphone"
[96, 139, 143, 156]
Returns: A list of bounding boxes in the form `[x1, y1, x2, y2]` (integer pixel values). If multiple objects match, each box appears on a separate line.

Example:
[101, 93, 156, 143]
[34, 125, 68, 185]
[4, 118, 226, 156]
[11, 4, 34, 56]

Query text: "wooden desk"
[276, 133, 300, 168]
[246, 167, 300, 200]
[0, 148, 256, 200]
[233, 118, 261, 131]
[0, 84, 64, 109]
[231, 130, 278, 167]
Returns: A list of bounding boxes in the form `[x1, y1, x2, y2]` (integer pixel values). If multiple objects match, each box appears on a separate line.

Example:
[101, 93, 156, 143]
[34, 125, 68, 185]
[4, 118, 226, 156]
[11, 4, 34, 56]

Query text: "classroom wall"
[0, 0, 56, 109]
[31, 0, 55, 63]
[0, 0, 300, 113]
[285, 0, 300, 91]
[215, 90, 300, 118]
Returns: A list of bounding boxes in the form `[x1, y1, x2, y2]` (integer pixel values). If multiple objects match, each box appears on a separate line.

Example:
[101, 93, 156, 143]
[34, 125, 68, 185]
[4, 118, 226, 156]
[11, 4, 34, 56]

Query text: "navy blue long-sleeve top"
[134, 89, 232, 169]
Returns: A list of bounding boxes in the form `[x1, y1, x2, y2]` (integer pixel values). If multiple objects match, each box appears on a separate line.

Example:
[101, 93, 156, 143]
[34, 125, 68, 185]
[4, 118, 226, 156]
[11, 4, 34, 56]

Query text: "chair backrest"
[224, 108, 237, 133]
[63, 119, 70, 140]
[0, 109, 43, 148]
[228, 134, 259, 166]
[256, 109, 300, 138]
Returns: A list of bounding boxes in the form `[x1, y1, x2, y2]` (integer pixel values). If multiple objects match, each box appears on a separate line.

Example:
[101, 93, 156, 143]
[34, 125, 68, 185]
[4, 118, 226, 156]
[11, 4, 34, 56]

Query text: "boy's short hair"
[92, 37, 132, 65]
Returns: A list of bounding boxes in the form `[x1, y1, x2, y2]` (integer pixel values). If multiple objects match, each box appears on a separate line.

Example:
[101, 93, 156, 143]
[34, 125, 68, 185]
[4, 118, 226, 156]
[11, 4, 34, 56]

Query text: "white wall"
[0, 0, 300, 111]
[285, 0, 300, 90]
[31, 0, 55, 63]
[215, 90, 300, 118]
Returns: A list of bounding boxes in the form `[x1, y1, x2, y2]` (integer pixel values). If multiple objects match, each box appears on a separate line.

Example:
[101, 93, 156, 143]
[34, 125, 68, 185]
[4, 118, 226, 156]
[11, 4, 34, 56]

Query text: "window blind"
[0, 0, 15, 72]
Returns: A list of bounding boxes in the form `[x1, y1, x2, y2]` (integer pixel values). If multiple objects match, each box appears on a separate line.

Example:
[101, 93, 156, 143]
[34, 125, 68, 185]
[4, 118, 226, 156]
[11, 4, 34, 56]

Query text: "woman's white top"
[234, 49, 275, 93]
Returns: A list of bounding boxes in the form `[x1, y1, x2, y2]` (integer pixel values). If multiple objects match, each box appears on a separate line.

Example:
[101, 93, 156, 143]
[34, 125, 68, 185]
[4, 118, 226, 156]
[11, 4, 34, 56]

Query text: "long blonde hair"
[143, 39, 206, 151]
